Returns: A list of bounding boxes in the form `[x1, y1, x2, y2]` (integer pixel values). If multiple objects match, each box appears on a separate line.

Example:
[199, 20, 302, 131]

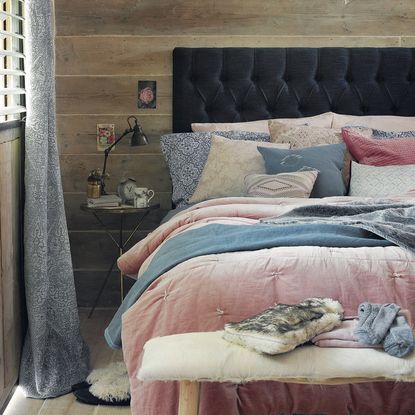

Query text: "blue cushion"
[257, 143, 346, 198]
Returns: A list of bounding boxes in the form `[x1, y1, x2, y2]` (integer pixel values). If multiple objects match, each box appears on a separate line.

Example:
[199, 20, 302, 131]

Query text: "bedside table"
[80, 203, 160, 317]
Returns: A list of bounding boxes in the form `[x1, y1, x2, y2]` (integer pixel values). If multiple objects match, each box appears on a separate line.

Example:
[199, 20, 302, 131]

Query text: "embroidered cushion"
[341, 128, 415, 166]
[349, 162, 415, 197]
[257, 143, 346, 198]
[160, 131, 270, 206]
[189, 135, 289, 204]
[244, 169, 319, 198]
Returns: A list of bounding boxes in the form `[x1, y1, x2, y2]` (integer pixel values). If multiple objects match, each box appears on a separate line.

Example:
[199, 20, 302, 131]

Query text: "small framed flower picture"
[138, 80, 156, 109]
[96, 124, 116, 151]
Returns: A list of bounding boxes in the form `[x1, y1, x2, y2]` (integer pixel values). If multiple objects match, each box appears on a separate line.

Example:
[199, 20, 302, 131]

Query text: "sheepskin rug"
[87, 361, 130, 402]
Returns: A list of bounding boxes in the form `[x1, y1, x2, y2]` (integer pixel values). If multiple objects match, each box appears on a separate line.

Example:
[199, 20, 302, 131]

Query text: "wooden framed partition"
[0, 131, 23, 409]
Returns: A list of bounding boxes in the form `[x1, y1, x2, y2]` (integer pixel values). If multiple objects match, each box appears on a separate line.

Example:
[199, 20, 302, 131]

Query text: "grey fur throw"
[261, 202, 415, 254]
[223, 298, 343, 355]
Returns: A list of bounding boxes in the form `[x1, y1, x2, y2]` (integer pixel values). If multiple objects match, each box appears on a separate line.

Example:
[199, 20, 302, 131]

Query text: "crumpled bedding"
[106, 223, 392, 349]
[119, 194, 415, 415]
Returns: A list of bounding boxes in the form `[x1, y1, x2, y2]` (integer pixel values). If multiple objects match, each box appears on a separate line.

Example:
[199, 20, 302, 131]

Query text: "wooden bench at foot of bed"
[137, 331, 415, 415]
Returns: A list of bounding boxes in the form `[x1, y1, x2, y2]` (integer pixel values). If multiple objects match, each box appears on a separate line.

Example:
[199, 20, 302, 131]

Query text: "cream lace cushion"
[244, 169, 319, 198]
[189, 135, 289, 204]
[268, 120, 343, 148]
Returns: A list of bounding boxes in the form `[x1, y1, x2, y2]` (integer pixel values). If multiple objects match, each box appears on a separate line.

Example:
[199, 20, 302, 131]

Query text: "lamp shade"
[130, 125, 149, 146]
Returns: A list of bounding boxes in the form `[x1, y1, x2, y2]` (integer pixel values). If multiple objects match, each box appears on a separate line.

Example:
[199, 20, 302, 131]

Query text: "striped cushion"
[341, 128, 415, 166]
[244, 169, 319, 198]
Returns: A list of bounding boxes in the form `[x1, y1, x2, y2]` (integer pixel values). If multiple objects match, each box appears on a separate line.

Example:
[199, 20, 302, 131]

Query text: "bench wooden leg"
[178, 381, 200, 415]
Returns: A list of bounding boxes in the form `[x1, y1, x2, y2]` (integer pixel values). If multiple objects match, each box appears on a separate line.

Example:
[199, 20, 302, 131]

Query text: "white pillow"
[189, 135, 289, 204]
[244, 169, 319, 198]
[349, 161, 415, 197]
[332, 114, 415, 131]
[191, 112, 334, 133]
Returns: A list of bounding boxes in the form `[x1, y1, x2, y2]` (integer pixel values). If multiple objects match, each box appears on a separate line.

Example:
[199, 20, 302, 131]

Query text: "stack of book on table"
[87, 194, 122, 208]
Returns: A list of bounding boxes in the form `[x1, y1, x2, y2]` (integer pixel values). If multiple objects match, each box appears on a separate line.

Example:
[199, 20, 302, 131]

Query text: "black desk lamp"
[101, 116, 148, 195]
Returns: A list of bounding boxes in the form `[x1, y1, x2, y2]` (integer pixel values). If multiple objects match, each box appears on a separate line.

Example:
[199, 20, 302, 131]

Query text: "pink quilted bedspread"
[118, 195, 415, 415]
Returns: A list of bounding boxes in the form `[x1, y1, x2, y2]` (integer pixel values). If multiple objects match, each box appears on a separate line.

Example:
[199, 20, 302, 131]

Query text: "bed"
[108, 48, 415, 415]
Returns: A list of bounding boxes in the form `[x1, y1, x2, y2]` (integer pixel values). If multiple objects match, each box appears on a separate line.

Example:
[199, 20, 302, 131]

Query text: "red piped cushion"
[341, 128, 415, 166]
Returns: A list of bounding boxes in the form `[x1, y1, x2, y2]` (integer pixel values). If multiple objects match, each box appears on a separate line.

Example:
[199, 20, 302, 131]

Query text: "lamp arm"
[100, 128, 132, 194]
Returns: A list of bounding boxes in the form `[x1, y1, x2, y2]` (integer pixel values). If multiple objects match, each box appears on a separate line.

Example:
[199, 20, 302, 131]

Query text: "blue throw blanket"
[104, 223, 393, 349]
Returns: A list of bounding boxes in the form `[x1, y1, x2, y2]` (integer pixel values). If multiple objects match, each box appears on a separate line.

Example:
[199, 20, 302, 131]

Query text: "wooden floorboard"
[3, 309, 131, 415]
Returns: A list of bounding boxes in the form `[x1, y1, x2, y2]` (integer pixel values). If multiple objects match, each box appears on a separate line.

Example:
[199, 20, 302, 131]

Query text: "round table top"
[80, 202, 160, 214]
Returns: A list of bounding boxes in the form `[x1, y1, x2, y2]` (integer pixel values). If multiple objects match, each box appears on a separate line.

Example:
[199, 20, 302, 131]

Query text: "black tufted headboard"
[173, 47, 415, 133]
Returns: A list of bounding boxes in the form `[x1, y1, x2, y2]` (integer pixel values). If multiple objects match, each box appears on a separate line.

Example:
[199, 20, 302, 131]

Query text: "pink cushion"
[341, 128, 415, 166]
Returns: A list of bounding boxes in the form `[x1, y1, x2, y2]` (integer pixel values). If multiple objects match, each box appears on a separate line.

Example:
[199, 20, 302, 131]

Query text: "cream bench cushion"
[138, 331, 415, 415]
[138, 330, 415, 384]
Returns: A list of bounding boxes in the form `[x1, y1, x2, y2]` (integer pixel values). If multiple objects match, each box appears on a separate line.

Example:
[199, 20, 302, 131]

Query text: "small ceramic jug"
[133, 187, 155, 208]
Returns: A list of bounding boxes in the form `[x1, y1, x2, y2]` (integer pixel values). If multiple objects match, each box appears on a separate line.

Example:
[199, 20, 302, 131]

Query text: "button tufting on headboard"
[173, 47, 415, 132]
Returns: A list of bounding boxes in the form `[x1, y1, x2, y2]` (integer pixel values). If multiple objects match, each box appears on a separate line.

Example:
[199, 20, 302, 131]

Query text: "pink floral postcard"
[96, 124, 116, 151]
[138, 80, 156, 109]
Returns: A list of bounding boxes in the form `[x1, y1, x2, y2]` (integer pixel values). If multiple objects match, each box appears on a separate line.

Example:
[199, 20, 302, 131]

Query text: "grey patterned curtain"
[19, 0, 89, 398]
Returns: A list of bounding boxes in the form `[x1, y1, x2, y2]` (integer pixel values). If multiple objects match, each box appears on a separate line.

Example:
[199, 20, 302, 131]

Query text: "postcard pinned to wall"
[97, 124, 116, 151]
[138, 80, 157, 109]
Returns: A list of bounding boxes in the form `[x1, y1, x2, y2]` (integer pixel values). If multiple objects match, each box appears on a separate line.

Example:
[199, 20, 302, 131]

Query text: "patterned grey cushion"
[344, 126, 415, 139]
[372, 128, 415, 139]
[161, 131, 270, 206]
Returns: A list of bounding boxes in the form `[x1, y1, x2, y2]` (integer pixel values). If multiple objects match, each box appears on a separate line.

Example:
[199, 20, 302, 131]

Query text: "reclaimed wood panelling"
[57, 114, 170, 154]
[54, 0, 415, 37]
[401, 36, 415, 46]
[56, 75, 171, 115]
[0, 137, 22, 407]
[54, 0, 414, 306]
[60, 154, 171, 193]
[0, 143, 8, 396]
[55, 36, 401, 76]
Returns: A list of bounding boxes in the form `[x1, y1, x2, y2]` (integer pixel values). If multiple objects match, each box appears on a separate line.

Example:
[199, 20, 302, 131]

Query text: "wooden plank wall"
[0, 135, 22, 408]
[54, 0, 415, 306]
